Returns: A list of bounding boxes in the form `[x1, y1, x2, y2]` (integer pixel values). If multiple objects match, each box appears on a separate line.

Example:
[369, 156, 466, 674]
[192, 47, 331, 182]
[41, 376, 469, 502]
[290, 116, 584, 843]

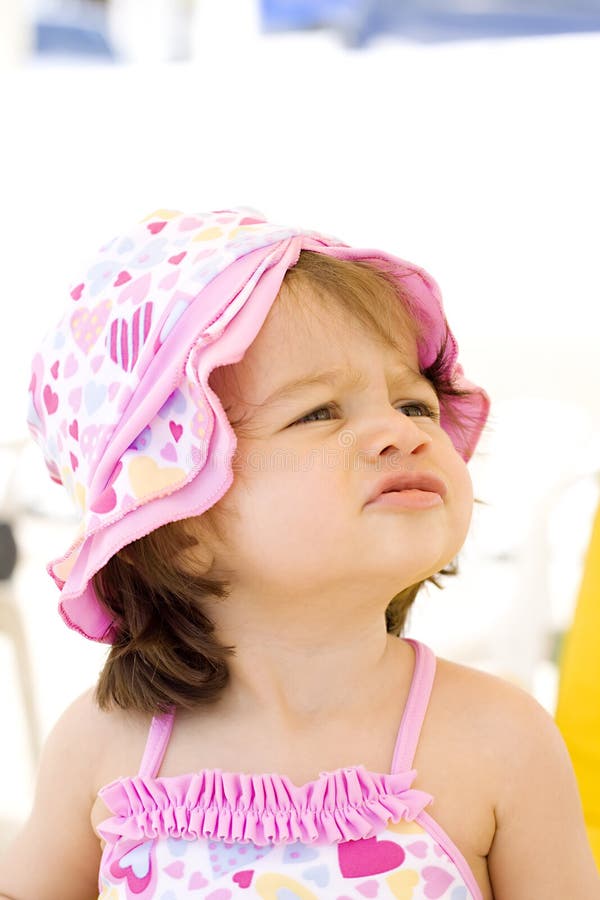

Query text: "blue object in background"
[259, 0, 360, 30]
[35, 1, 114, 60]
[31, 0, 600, 59]
[260, 0, 600, 47]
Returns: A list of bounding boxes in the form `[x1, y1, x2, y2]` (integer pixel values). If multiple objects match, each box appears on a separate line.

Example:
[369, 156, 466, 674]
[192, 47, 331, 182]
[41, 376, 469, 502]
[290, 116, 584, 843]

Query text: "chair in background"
[0, 439, 42, 773]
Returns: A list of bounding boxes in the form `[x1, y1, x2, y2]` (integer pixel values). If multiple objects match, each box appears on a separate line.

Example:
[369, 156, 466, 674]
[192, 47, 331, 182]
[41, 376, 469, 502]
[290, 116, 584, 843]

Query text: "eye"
[292, 403, 338, 425]
[291, 401, 441, 426]
[401, 403, 441, 421]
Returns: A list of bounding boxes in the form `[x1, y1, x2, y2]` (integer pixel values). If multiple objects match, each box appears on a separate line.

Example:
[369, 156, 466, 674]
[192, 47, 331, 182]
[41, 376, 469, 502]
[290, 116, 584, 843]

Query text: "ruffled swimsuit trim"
[97, 764, 434, 847]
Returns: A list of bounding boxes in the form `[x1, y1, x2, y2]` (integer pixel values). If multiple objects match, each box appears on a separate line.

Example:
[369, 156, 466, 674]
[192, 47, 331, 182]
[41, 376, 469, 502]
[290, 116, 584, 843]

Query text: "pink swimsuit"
[96, 638, 484, 899]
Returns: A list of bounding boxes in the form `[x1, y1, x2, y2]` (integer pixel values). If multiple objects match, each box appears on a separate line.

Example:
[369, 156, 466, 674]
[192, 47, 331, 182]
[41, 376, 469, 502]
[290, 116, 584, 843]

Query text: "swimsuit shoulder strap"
[138, 710, 175, 778]
[392, 638, 436, 772]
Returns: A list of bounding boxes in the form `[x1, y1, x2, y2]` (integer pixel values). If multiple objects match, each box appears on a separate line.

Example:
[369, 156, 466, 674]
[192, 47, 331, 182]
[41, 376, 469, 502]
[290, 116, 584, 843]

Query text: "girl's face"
[207, 288, 473, 607]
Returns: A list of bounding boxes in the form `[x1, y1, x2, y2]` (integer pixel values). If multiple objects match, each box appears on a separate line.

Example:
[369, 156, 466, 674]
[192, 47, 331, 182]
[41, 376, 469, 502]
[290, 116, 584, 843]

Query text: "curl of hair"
[93, 507, 237, 715]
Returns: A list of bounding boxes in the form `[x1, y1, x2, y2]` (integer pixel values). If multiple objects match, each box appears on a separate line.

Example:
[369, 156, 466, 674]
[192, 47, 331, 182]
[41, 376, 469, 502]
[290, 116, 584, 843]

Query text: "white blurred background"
[1, 0, 599, 851]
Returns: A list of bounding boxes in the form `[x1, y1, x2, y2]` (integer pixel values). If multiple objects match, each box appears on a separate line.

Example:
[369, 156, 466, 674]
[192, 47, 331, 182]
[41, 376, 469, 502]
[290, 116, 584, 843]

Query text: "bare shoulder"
[433, 652, 551, 725]
[0, 685, 111, 900]
[433, 655, 600, 898]
[416, 655, 532, 848]
[41, 687, 151, 776]
[43, 683, 106, 785]
[82, 686, 154, 787]
[432, 654, 573, 787]
[430, 653, 539, 750]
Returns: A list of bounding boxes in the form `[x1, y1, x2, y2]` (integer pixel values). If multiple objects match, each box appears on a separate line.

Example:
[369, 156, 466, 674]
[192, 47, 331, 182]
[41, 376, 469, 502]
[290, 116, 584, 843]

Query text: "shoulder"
[433, 653, 562, 768]
[44, 685, 104, 788]
[412, 651, 538, 799]
[436, 657, 568, 761]
[434, 656, 600, 896]
[41, 685, 117, 798]
[81, 687, 155, 790]
[433, 651, 548, 720]
[31, 685, 155, 799]
[0, 686, 110, 899]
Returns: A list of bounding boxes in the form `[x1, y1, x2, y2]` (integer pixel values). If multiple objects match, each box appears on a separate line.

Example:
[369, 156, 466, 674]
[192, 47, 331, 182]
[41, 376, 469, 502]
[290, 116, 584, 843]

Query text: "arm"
[0, 687, 103, 900]
[487, 678, 600, 898]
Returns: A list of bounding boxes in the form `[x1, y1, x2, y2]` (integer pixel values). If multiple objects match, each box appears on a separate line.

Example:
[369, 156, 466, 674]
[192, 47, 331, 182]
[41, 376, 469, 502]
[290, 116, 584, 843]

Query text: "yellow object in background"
[555, 497, 600, 869]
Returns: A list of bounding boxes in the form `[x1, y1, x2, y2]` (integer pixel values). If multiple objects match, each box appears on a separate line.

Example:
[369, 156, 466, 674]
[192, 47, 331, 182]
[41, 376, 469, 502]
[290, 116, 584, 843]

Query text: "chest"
[90, 682, 496, 898]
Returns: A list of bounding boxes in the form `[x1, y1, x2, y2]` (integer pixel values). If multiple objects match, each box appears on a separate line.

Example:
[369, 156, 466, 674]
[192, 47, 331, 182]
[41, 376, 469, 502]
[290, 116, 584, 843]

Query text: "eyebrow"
[261, 364, 434, 406]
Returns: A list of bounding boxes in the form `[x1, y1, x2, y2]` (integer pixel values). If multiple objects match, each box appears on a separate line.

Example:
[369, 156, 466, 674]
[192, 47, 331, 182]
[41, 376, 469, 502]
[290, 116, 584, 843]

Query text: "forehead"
[210, 283, 424, 408]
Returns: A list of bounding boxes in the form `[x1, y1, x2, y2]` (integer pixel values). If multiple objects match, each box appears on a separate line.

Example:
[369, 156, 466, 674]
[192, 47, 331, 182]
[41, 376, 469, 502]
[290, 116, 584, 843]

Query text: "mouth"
[367, 489, 444, 510]
[366, 471, 447, 505]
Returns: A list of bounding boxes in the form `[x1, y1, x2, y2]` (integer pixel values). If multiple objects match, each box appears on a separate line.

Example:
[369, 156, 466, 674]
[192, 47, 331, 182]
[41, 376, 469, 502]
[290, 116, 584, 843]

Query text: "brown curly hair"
[92, 250, 489, 715]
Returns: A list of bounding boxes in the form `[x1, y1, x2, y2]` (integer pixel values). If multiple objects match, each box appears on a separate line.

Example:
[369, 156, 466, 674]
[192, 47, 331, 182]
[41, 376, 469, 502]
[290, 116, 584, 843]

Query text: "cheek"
[457, 461, 473, 502]
[254, 467, 336, 518]
[449, 459, 474, 534]
[233, 442, 334, 495]
[223, 460, 345, 550]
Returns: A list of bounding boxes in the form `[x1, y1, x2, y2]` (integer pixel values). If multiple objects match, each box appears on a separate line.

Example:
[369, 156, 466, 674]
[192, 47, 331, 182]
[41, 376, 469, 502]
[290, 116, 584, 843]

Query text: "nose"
[357, 402, 435, 462]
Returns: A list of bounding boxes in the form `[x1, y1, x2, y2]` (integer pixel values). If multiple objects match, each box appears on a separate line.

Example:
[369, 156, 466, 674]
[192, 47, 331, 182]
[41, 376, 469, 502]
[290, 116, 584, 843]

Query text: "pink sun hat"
[25, 206, 490, 644]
